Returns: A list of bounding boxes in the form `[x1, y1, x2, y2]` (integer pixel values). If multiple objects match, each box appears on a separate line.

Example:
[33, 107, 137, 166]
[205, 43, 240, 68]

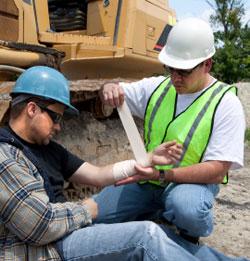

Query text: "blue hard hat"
[11, 66, 78, 116]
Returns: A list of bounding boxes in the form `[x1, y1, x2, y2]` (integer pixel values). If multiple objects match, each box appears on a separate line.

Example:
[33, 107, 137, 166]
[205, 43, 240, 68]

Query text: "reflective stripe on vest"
[143, 77, 237, 186]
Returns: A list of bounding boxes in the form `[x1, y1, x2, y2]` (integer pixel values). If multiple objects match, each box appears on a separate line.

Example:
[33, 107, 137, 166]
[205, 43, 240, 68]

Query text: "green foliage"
[206, 0, 250, 83]
[245, 128, 250, 143]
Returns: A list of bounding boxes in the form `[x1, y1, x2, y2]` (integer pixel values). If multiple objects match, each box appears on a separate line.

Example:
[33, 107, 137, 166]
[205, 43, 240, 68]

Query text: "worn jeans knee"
[163, 184, 219, 237]
[93, 183, 162, 223]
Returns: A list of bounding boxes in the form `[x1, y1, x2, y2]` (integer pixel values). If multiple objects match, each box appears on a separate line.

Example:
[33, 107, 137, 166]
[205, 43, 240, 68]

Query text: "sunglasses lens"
[180, 70, 193, 77]
[47, 110, 62, 124]
[165, 62, 202, 77]
[167, 67, 193, 77]
[37, 103, 62, 124]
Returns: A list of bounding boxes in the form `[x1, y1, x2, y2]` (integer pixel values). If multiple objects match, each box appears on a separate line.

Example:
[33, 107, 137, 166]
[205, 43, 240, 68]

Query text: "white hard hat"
[159, 17, 215, 69]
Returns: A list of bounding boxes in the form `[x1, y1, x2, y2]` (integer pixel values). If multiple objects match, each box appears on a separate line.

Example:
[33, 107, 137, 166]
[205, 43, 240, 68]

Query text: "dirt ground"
[201, 145, 250, 258]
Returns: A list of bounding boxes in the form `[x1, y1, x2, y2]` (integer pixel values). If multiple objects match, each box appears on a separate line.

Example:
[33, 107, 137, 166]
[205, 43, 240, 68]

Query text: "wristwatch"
[159, 170, 166, 184]
[159, 169, 170, 186]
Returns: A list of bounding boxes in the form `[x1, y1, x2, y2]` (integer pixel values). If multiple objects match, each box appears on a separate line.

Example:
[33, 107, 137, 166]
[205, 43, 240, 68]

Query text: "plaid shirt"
[0, 142, 92, 260]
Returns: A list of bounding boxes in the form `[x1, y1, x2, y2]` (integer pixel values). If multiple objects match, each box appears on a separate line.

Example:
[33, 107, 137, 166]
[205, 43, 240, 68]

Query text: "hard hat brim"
[11, 90, 79, 116]
[158, 45, 215, 70]
[65, 104, 79, 116]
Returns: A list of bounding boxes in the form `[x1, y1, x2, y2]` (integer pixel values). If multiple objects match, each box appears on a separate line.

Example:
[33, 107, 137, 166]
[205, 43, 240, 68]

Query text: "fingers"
[115, 176, 140, 186]
[134, 164, 152, 174]
[152, 155, 172, 165]
[115, 165, 158, 186]
[161, 141, 183, 153]
[100, 83, 125, 107]
[134, 165, 159, 180]
[161, 140, 177, 148]
[151, 141, 183, 165]
[168, 144, 183, 158]
[153, 141, 179, 155]
[152, 153, 180, 165]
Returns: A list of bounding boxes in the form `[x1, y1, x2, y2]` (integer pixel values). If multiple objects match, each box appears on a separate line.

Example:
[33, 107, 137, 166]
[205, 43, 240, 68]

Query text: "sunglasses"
[164, 62, 203, 77]
[36, 103, 63, 124]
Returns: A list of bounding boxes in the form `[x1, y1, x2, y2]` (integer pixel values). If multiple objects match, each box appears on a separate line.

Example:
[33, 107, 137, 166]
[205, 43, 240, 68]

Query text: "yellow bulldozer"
[0, 0, 176, 199]
[0, 0, 176, 86]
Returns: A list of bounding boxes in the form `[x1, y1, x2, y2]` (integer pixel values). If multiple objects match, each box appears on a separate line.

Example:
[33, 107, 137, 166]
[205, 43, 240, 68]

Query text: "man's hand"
[99, 82, 125, 107]
[115, 164, 159, 186]
[82, 198, 98, 220]
[115, 141, 182, 186]
[151, 141, 183, 165]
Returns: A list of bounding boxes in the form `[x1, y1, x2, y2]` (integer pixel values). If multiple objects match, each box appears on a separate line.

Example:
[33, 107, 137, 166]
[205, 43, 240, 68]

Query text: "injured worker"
[0, 65, 190, 261]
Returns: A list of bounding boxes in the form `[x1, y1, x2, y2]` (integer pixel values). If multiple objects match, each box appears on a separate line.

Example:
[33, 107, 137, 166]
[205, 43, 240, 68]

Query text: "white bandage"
[112, 160, 137, 181]
[117, 102, 149, 166]
[143, 153, 152, 167]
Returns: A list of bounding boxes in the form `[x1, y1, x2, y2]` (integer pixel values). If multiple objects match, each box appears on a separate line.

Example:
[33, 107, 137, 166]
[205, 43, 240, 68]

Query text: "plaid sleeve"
[0, 150, 92, 246]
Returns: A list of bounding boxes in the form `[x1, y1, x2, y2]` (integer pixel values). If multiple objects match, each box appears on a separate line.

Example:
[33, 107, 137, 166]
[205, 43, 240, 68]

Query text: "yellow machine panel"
[0, 0, 176, 80]
[0, 0, 176, 119]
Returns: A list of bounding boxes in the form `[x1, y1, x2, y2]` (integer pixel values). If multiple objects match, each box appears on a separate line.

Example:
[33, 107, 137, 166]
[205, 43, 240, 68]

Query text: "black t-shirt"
[7, 126, 84, 202]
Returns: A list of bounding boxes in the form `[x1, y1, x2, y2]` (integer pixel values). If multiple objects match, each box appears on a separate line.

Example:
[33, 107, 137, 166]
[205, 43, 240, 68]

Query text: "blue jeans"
[56, 221, 198, 260]
[93, 183, 219, 237]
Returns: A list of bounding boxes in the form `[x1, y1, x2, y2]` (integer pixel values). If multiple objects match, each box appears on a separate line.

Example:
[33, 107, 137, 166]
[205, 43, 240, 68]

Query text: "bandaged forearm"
[112, 160, 137, 181]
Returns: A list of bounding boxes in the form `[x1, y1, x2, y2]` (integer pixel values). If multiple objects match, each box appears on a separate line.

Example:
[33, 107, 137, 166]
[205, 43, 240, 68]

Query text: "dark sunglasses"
[36, 103, 63, 124]
[164, 62, 203, 77]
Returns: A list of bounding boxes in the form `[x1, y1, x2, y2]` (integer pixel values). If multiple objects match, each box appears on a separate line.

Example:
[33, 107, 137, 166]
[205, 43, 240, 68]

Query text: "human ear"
[26, 102, 38, 118]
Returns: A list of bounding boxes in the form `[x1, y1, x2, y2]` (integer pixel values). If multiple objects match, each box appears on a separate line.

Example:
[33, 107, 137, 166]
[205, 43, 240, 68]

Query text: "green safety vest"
[143, 77, 237, 186]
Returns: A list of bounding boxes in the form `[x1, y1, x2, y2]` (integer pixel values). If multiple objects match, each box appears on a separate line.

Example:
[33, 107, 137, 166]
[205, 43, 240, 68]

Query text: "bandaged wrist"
[112, 160, 136, 181]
